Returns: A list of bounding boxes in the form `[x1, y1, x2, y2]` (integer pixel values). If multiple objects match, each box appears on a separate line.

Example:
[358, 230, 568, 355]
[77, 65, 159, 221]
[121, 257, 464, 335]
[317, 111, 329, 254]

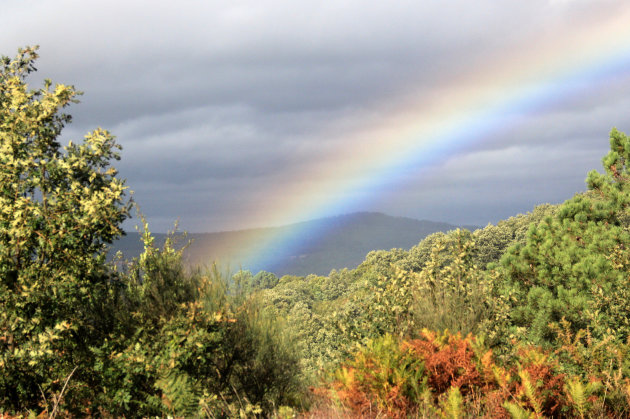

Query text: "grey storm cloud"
[2, 0, 630, 231]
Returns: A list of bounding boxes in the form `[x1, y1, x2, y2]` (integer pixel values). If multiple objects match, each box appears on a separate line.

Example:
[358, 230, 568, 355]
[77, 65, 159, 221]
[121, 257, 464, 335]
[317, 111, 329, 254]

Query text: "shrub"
[412, 230, 503, 339]
[0, 47, 306, 416]
[321, 331, 627, 418]
[330, 334, 430, 418]
[97, 230, 307, 417]
[0, 46, 129, 413]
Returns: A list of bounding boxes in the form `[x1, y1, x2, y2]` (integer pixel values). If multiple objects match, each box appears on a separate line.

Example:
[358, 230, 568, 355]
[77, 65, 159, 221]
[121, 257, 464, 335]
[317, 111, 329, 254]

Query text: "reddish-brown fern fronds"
[405, 331, 483, 398]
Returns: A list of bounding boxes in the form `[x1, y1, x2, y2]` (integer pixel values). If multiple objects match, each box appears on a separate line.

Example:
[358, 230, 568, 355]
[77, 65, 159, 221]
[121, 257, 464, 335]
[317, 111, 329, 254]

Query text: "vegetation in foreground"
[1, 47, 629, 417]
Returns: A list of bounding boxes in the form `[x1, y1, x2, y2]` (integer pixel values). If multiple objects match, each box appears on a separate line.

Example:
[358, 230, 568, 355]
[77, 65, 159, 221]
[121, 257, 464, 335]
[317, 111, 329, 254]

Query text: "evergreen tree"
[501, 128, 630, 344]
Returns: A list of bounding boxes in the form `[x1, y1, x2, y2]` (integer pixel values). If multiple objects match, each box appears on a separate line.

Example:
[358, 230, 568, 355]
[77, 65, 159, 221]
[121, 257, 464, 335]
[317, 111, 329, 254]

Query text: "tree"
[0, 46, 130, 409]
[501, 128, 630, 345]
[473, 203, 558, 267]
[0, 47, 307, 415]
[252, 270, 279, 290]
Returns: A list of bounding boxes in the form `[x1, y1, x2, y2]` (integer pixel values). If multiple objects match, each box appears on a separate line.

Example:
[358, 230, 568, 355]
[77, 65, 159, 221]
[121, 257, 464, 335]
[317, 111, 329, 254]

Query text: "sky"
[2, 0, 630, 233]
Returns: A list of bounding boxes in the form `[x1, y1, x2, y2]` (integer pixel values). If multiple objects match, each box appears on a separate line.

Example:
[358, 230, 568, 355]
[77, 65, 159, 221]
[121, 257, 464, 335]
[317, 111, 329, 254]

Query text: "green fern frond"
[519, 369, 542, 416]
[564, 377, 603, 418]
[564, 378, 586, 417]
[439, 386, 463, 419]
[155, 371, 201, 417]
[503, 401, 536, 419]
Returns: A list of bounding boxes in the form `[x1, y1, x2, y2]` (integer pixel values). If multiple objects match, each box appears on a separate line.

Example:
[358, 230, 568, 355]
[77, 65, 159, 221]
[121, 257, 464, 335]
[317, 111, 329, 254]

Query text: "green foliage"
[0, 47, 305, 416]
[0, 46, 130, 412]
[563, 377, 602, 418]
[229, 269, 280, 301]
[96, 230, 307, 417]
[398, 231, 446, 273]
[412, 229, 500, 337]
[253, 270, 279, 290]
[355, 247, 409, 283]
[550, 320, 630, 416]
[473, 204, 558, 267]
[259, 272, 352, 377]
[330, 334, 429, 418]
[503, 401, 537, 419]
[502, 128, 630, 345]
[439, 386, 464, 419]
[329, 229, 508, 349]
[363, 267, 417, 339]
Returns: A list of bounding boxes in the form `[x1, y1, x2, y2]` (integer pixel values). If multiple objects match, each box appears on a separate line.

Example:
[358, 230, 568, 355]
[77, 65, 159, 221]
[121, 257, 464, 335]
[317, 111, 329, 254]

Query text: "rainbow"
[213, 5, 630, 274]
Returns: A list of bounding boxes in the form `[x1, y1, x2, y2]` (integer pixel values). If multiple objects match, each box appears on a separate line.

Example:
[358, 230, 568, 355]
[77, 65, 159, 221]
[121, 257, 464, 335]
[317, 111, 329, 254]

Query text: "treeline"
[110, 213, 474, 277]
[249, 203, 559, 379]
[259, 169, 630, 417]
[1, 47, 629, 417]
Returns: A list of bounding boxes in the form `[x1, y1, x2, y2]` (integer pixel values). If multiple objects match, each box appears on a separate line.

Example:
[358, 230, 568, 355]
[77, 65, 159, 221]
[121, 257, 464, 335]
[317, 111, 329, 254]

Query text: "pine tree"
[501, 128, 630, 344]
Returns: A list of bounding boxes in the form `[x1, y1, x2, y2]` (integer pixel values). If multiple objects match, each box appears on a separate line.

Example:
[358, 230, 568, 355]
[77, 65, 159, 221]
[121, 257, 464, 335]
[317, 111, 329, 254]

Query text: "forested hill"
[111, 212, 477, 275]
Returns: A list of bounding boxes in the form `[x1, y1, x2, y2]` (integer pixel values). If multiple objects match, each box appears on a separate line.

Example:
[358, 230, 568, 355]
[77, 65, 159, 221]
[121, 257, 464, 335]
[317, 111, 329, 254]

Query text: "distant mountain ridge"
[111, 212, 477, 276]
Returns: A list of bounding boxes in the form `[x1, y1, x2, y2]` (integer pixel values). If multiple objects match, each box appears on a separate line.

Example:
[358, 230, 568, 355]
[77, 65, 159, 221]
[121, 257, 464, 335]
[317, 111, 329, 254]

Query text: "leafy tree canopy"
[0, 46, 130, 407]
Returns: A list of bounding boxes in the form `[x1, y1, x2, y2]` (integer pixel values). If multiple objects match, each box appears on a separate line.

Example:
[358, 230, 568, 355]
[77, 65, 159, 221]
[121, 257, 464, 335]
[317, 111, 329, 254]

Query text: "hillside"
[111, 212, 477, 276]
[6, 45, 630, 418]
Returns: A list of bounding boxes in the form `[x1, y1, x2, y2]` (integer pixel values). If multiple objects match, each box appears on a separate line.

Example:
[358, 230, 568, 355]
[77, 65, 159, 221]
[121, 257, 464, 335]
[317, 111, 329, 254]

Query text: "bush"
[0, 46, 129, 413]
[330, 334, 429, 418]
[0, 47, 306, 416]
[321, 331, 628, 418]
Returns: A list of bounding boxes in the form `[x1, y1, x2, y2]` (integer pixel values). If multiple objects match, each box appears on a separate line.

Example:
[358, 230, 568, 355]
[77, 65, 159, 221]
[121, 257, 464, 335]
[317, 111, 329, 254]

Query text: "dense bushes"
[0, 48, 305, 417]
[0, 46, 130, 413]
[92, 232, 306, 417]
[320, 331, 630, 417]
[308, 129, 630, 417]
[294, 129, 630, 416]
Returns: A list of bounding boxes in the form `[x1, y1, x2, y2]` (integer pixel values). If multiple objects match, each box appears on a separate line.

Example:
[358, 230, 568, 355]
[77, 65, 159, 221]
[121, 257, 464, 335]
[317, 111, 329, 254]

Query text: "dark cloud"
[2, 1, 629, 231]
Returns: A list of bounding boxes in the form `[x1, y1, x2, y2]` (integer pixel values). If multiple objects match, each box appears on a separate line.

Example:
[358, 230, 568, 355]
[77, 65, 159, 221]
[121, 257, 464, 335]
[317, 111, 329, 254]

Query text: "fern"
[439, 386, 463, 419]
[518, 369, 542, 416]
[155, 371, 201, 417]
[564, 377, 602, 418]
[503, 401, 536, 419]
[564, 378, 586, 417]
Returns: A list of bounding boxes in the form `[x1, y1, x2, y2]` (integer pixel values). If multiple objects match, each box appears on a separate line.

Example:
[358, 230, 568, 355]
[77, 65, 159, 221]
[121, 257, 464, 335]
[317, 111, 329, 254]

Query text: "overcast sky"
[3, 0, 630, 232]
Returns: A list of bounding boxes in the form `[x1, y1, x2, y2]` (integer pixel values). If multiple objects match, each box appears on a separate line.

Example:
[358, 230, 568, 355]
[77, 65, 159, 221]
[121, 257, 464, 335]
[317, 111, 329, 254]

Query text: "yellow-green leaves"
[0, 46, 129, 411]
[0, 51, 129, 279]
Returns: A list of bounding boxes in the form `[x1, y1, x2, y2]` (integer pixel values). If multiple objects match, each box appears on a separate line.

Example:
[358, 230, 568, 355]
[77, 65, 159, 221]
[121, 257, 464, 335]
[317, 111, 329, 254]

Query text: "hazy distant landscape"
[112, 212, 478, 275]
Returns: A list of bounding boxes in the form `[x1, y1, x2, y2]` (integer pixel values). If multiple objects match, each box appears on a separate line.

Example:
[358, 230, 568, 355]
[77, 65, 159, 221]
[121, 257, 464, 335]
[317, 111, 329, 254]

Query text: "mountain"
[110, 212, 477, 276]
